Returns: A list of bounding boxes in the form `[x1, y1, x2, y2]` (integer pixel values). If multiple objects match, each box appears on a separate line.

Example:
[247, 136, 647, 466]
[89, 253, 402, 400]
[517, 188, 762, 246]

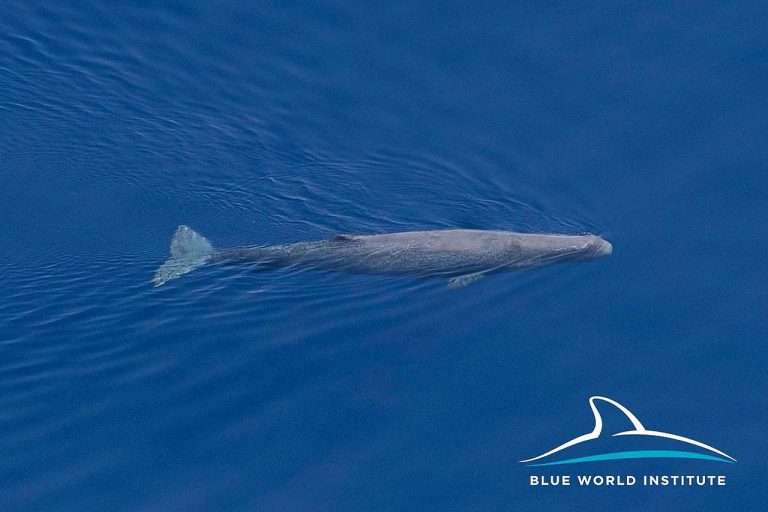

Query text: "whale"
[520, 396, 736, 466]
[152, 225, 612, 288]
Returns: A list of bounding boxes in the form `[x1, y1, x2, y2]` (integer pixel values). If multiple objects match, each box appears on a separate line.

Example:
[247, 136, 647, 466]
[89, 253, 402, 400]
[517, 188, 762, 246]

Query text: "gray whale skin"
[153, 225, 612, 288]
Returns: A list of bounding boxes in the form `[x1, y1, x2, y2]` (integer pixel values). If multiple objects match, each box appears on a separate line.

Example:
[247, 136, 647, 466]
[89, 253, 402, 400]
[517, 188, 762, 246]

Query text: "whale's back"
[282, 230, 529, 275]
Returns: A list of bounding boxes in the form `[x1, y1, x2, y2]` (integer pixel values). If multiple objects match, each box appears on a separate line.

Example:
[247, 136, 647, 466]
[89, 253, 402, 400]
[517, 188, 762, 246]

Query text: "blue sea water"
[1, 1, 766, 510]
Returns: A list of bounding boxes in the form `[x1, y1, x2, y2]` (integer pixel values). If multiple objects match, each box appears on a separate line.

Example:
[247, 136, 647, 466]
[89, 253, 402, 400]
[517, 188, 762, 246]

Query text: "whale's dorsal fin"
[330, 234, 362, 242]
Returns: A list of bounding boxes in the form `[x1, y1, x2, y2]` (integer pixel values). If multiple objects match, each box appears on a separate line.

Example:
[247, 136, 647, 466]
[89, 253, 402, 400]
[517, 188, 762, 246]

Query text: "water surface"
[1, 1, 766, 510]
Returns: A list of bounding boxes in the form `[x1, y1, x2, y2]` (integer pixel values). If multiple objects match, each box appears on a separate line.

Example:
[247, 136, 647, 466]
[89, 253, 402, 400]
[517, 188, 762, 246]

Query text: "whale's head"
[583, 235, 613, 258]
[516, 233, 612, 267]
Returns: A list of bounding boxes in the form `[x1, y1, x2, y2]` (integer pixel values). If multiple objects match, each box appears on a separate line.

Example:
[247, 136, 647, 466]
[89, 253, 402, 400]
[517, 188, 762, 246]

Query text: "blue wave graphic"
[526, 450, 735, 467]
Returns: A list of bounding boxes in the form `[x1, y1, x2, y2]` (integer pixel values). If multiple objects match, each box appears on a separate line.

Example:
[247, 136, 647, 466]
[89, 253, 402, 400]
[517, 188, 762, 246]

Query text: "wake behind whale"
[153, 225, 612, 288]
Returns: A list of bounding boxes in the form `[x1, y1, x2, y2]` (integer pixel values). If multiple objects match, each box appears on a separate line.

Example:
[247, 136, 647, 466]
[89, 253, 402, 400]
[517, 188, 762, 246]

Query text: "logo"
[521, 396, 736, 467]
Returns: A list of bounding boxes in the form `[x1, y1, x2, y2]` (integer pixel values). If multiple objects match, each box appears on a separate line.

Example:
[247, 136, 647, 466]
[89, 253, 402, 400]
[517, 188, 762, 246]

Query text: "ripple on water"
[0, 2, 621, 509]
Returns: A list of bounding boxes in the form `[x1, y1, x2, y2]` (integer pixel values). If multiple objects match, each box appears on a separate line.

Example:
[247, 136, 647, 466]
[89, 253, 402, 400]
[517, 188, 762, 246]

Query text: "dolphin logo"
[521, 396, 736, 466]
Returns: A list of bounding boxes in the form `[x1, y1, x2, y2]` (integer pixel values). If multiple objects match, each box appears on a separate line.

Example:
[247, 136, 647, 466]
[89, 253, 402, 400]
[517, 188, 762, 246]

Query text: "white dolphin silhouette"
[521, 396, 736, 463]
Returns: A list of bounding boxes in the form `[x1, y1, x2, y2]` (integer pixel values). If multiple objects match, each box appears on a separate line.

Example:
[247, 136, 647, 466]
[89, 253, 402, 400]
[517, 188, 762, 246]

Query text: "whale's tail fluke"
[153, 225, 215, 287]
